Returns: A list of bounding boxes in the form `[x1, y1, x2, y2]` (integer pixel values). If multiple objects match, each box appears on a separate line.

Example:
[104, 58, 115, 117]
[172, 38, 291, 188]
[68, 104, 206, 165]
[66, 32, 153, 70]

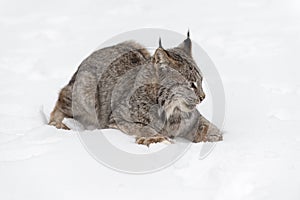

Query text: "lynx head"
[153, 31, 206, 103]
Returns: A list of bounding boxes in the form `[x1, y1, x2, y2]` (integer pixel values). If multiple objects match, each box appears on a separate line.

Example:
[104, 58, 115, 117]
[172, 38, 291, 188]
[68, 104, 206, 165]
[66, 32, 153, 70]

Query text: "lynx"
[48, 31, 222, 145]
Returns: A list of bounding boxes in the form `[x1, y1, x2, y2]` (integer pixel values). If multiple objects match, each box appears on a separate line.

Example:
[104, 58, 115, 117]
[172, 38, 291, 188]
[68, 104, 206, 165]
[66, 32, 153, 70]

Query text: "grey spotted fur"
[49, 41, 150, 129]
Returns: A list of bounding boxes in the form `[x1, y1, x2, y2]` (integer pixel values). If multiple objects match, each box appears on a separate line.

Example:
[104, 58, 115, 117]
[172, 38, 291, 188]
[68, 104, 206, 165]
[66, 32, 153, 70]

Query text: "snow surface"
[0, 0, 300, 199]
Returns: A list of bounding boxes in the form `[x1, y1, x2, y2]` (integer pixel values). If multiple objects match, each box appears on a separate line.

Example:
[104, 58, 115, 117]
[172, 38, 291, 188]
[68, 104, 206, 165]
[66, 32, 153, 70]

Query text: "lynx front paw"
[193, 125, 222, 142]
[48, 121, 70, 130]
[136, 135, 173, 147]
[206, 132, 223, 142]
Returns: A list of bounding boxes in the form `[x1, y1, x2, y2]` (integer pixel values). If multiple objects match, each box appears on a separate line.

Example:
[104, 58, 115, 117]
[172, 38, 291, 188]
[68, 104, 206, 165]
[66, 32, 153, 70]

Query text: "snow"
[0, 0, 300, 199]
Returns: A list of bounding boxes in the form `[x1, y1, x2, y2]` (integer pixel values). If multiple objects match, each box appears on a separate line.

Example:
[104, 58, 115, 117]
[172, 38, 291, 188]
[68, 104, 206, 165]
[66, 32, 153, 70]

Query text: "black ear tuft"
[187, 30, 190, 38]
[159, 37, 163, 48]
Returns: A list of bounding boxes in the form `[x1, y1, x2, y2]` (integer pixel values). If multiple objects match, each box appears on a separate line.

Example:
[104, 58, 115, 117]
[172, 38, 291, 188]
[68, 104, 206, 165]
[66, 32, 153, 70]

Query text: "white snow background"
[0, 0, 300, 199]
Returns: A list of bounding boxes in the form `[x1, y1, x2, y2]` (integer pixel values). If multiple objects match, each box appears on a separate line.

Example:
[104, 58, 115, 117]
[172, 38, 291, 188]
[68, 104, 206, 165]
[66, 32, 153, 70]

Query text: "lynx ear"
[154, 38, 170, 64]
[154, 48, 170, 64]
[178, 30, 192, 56]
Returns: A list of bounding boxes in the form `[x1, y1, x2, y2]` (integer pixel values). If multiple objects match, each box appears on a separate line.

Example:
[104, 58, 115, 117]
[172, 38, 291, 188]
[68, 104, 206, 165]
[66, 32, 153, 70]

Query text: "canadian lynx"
[49, 32, 222, 145]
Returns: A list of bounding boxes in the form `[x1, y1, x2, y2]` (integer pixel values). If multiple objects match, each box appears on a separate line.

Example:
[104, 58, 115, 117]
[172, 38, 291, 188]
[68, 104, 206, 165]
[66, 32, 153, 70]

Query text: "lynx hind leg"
[193, 116, 223, 142]
[49, 85, 73, 130]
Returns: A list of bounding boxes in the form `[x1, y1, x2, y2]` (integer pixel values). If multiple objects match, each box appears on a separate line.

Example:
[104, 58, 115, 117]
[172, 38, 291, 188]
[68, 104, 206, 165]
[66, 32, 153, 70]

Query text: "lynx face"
[166, 48, 206, 103]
